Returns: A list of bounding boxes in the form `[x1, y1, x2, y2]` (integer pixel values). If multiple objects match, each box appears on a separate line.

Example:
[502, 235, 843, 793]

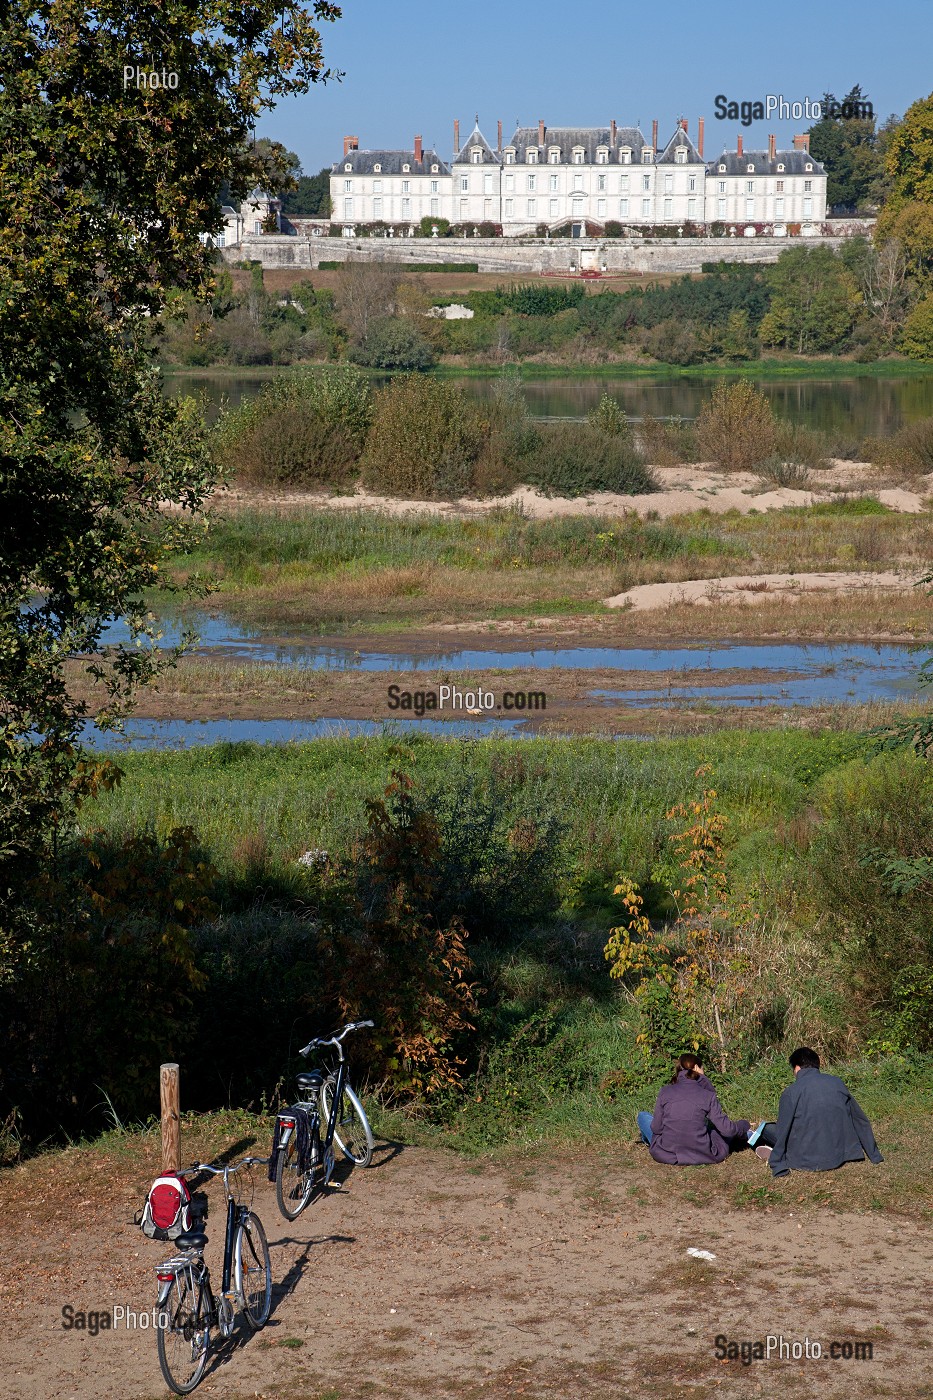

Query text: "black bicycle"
[154, 1156, 272, 1395]
[274, 1020, 375, 1221]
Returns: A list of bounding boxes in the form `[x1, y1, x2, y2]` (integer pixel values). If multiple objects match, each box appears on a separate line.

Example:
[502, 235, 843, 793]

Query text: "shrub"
[638, 414, 697, 467]
[694, 380, 779, 472]
[349, 316, 435, 371]
[865, 417, 933, 477]
[213, 366, 373, 488]
[361, 376, 485, 498]
[522, 421, 656, 497]
[756, 456, 812, 488]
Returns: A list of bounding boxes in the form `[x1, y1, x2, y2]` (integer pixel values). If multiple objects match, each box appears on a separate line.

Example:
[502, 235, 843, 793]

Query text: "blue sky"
[257, 0, 931, 174]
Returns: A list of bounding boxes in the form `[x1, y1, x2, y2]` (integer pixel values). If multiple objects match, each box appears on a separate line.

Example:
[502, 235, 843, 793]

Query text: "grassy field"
[162, 499, 933, 635]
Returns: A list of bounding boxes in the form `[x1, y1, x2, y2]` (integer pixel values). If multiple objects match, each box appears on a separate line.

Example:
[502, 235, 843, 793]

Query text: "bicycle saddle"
[176, 1230, 208, 1251]
[296, 1070, 325, 1091]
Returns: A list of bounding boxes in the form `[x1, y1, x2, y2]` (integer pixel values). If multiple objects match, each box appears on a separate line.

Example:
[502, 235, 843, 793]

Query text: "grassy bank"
[164, 500, 933, 634]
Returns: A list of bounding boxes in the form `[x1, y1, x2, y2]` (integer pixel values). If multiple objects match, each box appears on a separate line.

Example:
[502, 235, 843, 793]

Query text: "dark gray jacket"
[769, 1067, 883, 1177]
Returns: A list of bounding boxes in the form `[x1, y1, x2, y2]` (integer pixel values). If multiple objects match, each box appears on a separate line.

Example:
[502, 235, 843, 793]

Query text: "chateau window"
[343, 198, 352, 219]
[527, 198, 536, 217]
[664, 198, 673, 220]
[746, 180, 754, 194]
[549, 148, 560, 164]
[344, 179, 352, 192]
[549, 173, 558, 192]
[596, 148, 608, 164]
[402, 164, 410, 173]
[747, 164, 755, 173]
[620, 197, 629, 216]
[373, 197, 382, 218]
[775, 179, 784, 193]
[430, 198, 439, 216]
[803, 196, 813, 217]
[777, 163, 785, 172]
[549, 197, 558, 217]
[573, 173, 583, 191]
[373, 163, 381, 173]
[642, 149, 652, 163]
[641, 197, 651, 217]
[675, 148, 687, 164]
[431, 164, 439, 173]
[460, 175, 469, 192]
[373, 180, 382, 193]
[745, 197, 754, 218]
[344, 163, 351, 172]
[254, 220, 262, 234]
[597, 173, 606, 191]
[775, 197, 784, 217]
[460, 197, 469, 216]
[620, 148, 631, 164]
[402, 179, 410, 193]
[504, 150, 515, 164]
[642, 173, 650, 191]
[527, 173, 536, 192]
[483, 173, 492, 194]
[597, 197, 606, 216]
[687, 197, 697, 219]
[572, 148, 584, 165]
[430, 180, 438, 193]
[718, 163, 726, 173]
[805, 163, 813, 172]
[718, 180, 726, 194]
[688, 175, 696, 192]
[472, 148, 482, 164]
[505, 197, 514, 216]
[527, 149, 538, 164]
[620, 175, 629, 192]
[402, 197, 411, 218]
[664, 174, 673, 194]
[505, 174, 514, 192]
[804, 179, 812, 192]
[717, 198, 726, 218]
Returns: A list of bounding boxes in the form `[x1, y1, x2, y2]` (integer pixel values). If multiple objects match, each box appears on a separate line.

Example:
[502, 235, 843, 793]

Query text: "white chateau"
[331, 118, 827, 236]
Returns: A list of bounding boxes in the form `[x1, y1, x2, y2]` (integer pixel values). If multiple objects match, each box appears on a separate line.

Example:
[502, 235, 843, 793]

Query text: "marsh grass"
[168, 503, 933, 632]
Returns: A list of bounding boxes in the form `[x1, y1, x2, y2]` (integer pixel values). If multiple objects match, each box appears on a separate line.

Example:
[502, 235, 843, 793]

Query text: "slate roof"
[453, 125, 501, 166]
[332, 149, 451, 176]
[707, 150, 826, 176]
[656, 127, 704, 164]
[505, 125, 648, 162]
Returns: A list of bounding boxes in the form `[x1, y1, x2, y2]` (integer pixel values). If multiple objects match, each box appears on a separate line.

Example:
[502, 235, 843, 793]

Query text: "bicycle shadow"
[368, 1137, 405, 1169]
[267, 1233, 356, 1313]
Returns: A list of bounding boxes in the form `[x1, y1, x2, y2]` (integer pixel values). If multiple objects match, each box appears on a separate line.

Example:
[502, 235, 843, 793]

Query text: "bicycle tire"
[274, 1132, 315, 1220]
[236, 1212, 272, 1330]
[156, 1267, 211, 1395]
[321, 1077, 374, 1167]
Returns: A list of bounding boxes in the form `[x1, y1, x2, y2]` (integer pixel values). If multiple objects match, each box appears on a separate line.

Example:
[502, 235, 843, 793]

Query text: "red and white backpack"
[139, 1172, 192, 1241]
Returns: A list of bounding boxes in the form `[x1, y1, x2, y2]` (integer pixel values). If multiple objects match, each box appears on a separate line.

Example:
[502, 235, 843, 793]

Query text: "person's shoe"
[747, 1120, 766, 1148]
[755, 1145, 773, 1163]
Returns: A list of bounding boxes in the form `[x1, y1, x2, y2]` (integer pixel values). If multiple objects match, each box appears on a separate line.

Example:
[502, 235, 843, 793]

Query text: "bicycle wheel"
[321, 1078, 374, 1167]
[235, 1212, 272, 1330]
[156, 1267, 211, 1395]
[275, 1131, 315, 1220]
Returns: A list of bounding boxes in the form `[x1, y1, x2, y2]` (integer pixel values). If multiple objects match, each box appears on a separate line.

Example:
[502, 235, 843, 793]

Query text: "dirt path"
[2, 1140, 928, 1400]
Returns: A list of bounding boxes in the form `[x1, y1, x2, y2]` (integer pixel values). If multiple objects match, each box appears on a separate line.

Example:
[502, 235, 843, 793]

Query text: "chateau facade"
[331, 119, 827, 235]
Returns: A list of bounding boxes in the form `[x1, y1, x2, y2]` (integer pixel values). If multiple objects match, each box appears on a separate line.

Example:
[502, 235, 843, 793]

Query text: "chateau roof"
[656, 127, 704, 164]
[505, 125, 647, 161]
[708, 150, 825, 176]
[453, 125, 501, 165]
[333, 149, 450, 176]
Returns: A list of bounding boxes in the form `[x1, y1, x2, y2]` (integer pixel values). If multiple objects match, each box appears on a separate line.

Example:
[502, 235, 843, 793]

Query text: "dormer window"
[344, 163, 352, 172]
[718, 163, 726, 172]
[402, 163, 410, 173]
[431, 164, 438, 173]
[675, 147, 687, 164]
[805, 162, 813, 171]
[776, 163, 785, 172]
[472, 148, 482, 164]
[572, 147, 584, 165]
[527, 148, 537, 164]
[373, 163, 381, 173]
[747, 164, 755, 173]
[504, 149, 515, 164]
[596, 147, 608, 164]
[620, 147, 631, 164]
[642, 149, 653, 163]
[549, 147, 560, 164]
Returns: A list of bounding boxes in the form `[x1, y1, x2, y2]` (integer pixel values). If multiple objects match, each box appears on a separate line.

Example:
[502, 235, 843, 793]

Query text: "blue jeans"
[637, 1110, 653, 1145]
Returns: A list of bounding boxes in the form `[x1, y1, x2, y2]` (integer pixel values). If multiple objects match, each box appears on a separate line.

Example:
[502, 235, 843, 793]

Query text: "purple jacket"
[649, 1071, 750, 1165]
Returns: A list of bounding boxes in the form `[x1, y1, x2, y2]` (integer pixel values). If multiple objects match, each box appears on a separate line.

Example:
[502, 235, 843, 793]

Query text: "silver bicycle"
[155, 1155, 272, 1395]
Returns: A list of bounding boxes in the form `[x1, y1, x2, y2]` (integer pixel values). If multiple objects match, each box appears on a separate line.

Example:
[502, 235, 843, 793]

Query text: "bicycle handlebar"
[180, 1155, 269, 1178]
[299, 1019, 374, 1057]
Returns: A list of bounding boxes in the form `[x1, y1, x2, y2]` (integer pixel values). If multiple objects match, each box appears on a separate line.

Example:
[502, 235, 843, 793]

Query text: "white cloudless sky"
[255, 0, 931, 174]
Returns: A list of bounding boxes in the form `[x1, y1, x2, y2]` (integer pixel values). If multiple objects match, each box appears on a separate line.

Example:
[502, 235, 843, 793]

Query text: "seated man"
[757, 1047, 883, 1178]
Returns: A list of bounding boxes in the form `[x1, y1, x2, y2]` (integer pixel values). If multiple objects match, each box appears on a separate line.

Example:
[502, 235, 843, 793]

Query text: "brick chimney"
[414, 134, 423, 164]
[343, 135, 359, 157]
[793, 133, 810, 152]
[697, 116, 704, 157]
[454, 118, 460, 153]
[498, 119, 502, 151]
[768, 132, 776, 161]
[680, 117, 688, 130]
[651, 118, 658, 152]
[538, 118, 545, 146]
[737, 133, 743, 158]
[610, 118, 617, 145]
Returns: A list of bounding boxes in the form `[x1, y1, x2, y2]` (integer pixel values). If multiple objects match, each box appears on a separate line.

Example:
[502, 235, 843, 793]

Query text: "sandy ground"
[2, 1142, 928, 1400]
[214, 464, 932, 522]
[604, 570, 918, 611]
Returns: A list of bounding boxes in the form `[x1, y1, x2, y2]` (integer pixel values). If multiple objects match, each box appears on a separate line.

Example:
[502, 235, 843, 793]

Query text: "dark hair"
[671, 1053, 702, 1083]
[789, 1046, 820, 1070]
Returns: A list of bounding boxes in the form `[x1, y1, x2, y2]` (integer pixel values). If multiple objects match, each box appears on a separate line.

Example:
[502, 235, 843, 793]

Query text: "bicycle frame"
[157, 1157, 266, 1315]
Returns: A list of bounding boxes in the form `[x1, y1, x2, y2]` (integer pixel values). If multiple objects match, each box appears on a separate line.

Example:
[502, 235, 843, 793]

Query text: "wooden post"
[160, 1063, 181, 1173]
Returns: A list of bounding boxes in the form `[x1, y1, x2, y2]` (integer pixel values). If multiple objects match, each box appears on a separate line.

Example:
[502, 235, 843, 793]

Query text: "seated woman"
[637, 1054, 750, 1166]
